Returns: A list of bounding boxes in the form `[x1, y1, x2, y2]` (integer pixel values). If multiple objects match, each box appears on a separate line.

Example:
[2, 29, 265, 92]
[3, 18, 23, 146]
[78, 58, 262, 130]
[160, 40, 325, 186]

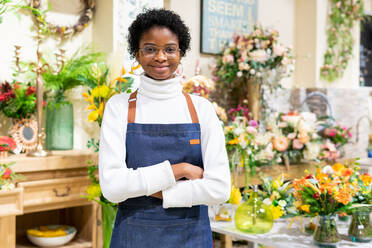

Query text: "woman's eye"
[165, 47, 176, 54]
[144, 47, 157, 53]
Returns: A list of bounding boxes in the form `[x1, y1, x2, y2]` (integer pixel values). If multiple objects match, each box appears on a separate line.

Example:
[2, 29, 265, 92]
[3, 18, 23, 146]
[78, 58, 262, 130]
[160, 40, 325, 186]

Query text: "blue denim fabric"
[110, 123, 213, 248]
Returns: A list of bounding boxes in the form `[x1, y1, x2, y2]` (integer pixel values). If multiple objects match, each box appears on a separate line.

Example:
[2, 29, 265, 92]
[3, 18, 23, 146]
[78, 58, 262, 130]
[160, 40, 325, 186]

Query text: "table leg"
[220, 234, 233, 248]
[0, 215, 15, 248]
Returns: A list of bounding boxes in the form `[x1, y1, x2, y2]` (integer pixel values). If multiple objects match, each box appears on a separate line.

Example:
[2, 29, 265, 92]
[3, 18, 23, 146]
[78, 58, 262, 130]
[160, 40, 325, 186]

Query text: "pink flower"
[348, 131, 352, 138]
[336, 1, 341, 8]
[246, 126, 257, 135]
[292, 139, 304, 150]
[287, 133, 296, 140]
[278, 122, 287, 128]
[222, 54, 234, 64]
[248, 120, 258, 128]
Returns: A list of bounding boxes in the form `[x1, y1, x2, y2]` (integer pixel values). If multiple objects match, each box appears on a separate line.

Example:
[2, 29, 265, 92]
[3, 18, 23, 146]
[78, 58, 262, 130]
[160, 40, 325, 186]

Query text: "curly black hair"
[127, 8, 191, 58]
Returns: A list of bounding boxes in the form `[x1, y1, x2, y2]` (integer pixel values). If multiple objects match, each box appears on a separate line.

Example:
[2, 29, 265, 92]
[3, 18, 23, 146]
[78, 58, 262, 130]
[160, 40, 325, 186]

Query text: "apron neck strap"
[127, 90, 199, 124]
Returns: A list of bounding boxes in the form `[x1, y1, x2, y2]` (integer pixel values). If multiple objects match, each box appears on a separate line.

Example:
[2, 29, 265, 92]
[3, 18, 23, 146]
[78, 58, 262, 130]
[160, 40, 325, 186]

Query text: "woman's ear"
[135, 52, 140, 62]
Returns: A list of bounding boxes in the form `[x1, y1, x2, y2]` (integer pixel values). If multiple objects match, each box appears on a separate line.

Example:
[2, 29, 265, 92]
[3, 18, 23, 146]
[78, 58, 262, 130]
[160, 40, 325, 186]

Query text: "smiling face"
[135, 26, 181, 80]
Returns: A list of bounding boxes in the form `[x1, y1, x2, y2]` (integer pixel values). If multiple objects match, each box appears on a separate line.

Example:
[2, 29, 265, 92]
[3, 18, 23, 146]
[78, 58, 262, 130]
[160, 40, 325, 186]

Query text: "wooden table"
[0, 150, 100, 248]
[211, 219, 372, 248]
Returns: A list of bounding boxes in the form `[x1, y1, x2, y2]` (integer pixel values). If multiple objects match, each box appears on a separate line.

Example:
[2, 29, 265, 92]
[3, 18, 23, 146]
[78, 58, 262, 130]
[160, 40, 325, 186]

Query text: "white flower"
[246, 126, 257, 135]
[273, 45, 285, 56]
[237, 71, 243, 77]
[322, 165, 334, 175]
[249, 69, 256, 75]
[278, 200, 287, 207]
[249, 49, 268, 63]
[263, 198, 272, 205]
[304, 142, 321, 160]
[233, 127, 244, 136]
[1, 182, 15, 191]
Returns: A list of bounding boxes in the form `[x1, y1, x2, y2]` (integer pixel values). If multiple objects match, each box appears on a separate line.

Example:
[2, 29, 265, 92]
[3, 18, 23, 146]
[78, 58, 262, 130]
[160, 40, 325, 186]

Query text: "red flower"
[13, 82, 20, 89]
[26, 86, 36, 96]
[313, 192, 320, 199]
[0, 94, 5, 102]
[2, 168, 12, 180]
[0, 136, 17, 151]
[305, 174, 314, 179]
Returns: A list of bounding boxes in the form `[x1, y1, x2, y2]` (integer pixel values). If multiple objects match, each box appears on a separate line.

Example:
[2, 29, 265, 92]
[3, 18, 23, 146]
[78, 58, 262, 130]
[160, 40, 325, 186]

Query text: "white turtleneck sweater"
[99, 74, 231, 208]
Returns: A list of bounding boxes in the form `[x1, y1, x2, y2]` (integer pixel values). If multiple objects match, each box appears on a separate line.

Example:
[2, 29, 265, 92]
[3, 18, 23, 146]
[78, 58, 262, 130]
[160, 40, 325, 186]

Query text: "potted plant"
[42, 49, 105, 150]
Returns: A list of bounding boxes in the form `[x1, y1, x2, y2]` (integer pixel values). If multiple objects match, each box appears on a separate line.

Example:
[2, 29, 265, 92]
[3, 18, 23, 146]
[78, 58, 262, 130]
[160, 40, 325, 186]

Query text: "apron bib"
[109, 90, 212, 248]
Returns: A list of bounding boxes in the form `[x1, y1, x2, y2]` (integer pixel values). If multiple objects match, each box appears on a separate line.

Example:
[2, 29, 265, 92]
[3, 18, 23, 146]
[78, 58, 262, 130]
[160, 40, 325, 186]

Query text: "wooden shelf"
[233, 162, 318, 188]
[0, 150, 98, 173]
[16, 237, 92, 248]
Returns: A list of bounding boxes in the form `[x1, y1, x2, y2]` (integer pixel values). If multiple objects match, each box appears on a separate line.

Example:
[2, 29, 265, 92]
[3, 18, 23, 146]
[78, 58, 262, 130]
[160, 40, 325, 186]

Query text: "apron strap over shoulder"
[182, 91, 199, 124]
[127, 90, 199, 123]
[127, 90, 138, 123]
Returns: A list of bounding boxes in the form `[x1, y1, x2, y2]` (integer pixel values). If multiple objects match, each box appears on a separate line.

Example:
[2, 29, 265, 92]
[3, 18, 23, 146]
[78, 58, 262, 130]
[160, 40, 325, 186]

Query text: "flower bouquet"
[260, 174, 296, 220]
[214, 25, 294, 85]
[318, 122, 352, 162]
[347, 167, 372, 242]
[0, 81, 37, 119]
[293, 163, 358, 246]
[267, 111, 322, 166]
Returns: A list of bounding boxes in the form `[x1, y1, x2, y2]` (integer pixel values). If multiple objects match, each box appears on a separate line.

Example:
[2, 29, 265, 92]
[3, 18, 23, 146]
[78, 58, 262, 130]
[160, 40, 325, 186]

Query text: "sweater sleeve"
[99, 95, 176, 203]
[162, 97, 231, 208]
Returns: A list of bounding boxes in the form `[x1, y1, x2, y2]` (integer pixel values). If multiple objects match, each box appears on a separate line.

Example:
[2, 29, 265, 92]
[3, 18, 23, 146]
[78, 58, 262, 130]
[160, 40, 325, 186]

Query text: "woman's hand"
[171, 162, 203, 180]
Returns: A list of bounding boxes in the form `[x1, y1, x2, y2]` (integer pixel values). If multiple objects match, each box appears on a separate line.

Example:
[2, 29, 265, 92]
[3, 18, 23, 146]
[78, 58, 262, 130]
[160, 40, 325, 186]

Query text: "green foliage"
[42, 48, 106, 104]
[320, 0, 365, 82]
[87, 138, 99, 153]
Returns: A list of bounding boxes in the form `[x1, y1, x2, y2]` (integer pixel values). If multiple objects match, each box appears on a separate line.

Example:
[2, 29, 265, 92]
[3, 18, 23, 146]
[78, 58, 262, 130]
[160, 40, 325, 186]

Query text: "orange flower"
[272, 136, 289, 152]
[342, 168, 353, 177]
[334, 185, 353, 205]
[332, 163, 345, 173]
[361, 174, 372, 186]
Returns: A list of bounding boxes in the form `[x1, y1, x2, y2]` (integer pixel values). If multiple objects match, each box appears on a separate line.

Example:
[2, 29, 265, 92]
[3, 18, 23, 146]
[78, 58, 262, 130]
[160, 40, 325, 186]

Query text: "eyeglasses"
[139, 45, 180, 58]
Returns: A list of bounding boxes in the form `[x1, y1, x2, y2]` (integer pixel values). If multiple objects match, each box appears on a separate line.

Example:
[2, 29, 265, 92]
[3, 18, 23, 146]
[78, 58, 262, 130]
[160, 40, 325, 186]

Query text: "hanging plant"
[320, 0, 365, 82]
[30, 0, 95, 39]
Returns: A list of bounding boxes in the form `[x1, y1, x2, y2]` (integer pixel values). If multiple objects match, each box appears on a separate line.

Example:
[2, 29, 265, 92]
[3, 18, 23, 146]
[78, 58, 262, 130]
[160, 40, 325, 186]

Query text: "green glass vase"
[234, 185, 273, 234]
[313, 215, 340, 247]
[46, 102, 73, 150]
[102, 204, 117, 248]
[348, 209, 372, 243]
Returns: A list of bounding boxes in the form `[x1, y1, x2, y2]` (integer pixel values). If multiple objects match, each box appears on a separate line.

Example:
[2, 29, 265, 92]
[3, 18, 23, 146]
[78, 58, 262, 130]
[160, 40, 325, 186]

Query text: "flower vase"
[348, 209, 372, 243]
[246, 78, 261, 121]
[313, 215, 340, 247]
[235, 185, 273, 234]
[45, 102, 74, 150]
[102, 204, 117, 248]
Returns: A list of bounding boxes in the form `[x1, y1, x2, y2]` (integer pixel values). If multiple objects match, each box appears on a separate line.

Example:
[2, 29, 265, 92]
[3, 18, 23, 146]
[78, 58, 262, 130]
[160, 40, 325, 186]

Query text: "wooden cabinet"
[0, 150, 99, 248]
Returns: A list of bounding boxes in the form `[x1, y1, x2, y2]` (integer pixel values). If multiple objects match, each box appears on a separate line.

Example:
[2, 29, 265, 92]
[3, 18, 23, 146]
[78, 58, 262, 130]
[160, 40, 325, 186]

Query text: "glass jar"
[348, 209, 372, 243]
[313, 215, 340, 247]
[234, 185, 273, 234]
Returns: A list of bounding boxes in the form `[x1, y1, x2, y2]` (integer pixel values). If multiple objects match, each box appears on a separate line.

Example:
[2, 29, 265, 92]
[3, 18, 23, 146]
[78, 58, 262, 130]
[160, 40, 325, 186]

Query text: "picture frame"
[200, 0, 258, 55]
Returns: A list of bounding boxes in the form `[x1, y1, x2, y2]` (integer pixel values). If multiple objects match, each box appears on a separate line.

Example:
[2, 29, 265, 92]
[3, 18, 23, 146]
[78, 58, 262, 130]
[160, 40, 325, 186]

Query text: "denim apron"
[110, 90, 213, 248]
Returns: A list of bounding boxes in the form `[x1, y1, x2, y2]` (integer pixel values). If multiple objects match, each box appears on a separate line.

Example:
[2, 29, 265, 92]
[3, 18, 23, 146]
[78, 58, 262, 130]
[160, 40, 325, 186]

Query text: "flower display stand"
[0, 150, 100, 248]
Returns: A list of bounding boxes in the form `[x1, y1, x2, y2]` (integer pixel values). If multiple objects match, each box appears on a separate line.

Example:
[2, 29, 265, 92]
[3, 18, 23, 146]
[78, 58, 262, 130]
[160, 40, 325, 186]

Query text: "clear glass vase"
[313, 215, 340, 247]
[348, 209, 372, 243]
[102, 204, 117, 248]
[234, 185, 273, 234]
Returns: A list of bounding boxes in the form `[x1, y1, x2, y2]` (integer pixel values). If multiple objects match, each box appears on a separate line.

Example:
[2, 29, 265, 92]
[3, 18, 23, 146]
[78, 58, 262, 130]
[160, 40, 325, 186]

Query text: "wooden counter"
[0, 150, 99, 248]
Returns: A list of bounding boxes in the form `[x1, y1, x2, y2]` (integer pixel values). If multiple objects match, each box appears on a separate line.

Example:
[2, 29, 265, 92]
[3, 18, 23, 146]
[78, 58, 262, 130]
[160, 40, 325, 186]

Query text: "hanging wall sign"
[200, 0, 258, 54]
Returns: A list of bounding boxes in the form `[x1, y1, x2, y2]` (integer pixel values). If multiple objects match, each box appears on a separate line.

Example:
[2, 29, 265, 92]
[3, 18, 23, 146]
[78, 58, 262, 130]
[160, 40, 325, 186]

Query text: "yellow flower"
[82, 92, 94, 105]
[88, 110, 99, 122]
[273, 174, 283, 190]
[91, 87, 100, 98]
[86, 104, 97, 111]
[98, 103, 104, 118]
[361, 174, 372, 186]
[300, 204, 311, 213]
[332, 163, 345, 173]
[269, 205, 284, 219]
[229, 186, 242, 205]
[86, 184, 101, 198]
[129, 63, 141, 74]
[91, 85, 111, 98]
[228, 137, 239, 145]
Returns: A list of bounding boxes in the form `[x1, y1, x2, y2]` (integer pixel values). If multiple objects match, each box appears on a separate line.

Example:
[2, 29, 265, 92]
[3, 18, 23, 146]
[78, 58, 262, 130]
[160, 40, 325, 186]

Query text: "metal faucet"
[355, 114, 371, 143]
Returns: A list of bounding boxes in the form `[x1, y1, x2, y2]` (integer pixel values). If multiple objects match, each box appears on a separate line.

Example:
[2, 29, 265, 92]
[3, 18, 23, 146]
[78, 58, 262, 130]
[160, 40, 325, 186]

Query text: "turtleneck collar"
[138, 73, 183, 100]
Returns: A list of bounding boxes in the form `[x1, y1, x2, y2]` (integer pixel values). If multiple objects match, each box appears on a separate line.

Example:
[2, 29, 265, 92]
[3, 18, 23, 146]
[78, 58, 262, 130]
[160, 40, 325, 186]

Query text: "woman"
[99, 8, 230, 247]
